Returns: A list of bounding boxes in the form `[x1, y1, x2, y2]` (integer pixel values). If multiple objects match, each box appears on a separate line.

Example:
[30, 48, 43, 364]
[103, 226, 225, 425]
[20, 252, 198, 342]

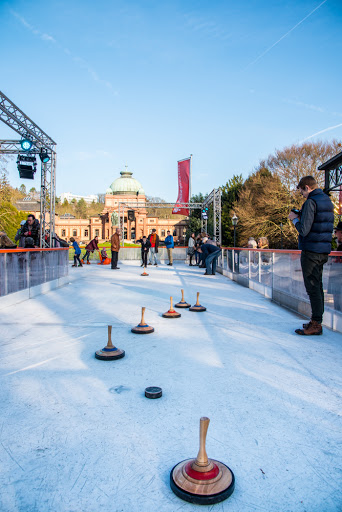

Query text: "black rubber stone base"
[95, 350, 125, 361]
[131, 326, 154, 334]
[170, 462, 235, 505]
[145, 386, 162, 399]
[175, 303, 190, 309]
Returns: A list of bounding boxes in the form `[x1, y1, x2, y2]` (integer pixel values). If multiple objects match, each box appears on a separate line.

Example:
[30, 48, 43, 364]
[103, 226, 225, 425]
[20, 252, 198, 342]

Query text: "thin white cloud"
[284, 98, 342, 117]
[10, 10, 118, 95]
[298, 123, 342, 144]
[244, 0, 328, 69]
[184, 13, 232, 41]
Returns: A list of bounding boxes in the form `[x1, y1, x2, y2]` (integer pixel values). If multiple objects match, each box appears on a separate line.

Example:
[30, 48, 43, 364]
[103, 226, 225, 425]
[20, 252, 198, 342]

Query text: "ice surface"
[0, 262, 341, 512]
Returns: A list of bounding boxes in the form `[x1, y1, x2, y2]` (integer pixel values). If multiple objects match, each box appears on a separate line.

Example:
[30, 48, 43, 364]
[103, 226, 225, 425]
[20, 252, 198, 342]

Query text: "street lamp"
[232, 214, 238, 247]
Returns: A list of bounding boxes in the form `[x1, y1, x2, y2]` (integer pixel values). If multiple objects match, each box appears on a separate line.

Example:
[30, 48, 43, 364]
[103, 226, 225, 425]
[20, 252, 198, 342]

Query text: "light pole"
[232, 214, 238, 247]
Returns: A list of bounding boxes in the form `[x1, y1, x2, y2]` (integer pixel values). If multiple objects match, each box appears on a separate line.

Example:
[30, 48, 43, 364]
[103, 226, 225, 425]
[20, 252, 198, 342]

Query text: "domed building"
[54, 168, 188, 244]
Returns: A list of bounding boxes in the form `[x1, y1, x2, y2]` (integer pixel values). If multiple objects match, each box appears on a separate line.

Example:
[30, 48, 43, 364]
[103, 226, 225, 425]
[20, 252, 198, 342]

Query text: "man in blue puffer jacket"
[164, 230, 174, 266]
[289, 176, 334, 335]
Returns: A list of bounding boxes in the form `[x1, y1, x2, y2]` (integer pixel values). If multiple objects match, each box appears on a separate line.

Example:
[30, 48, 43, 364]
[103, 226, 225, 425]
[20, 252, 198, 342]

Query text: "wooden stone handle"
[141, 307, 146, 325]
[195, 416, 210, 466]
[181, 289, 184, 302]
[196, 292, 200, 306]
[170, 296, 173, 311]
[107, 325, 113, 348]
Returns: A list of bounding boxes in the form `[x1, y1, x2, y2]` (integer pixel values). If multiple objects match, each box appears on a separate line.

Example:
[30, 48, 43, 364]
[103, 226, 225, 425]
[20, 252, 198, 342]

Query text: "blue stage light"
[39, 149, 50, 163]
[21, 139, 33, 151]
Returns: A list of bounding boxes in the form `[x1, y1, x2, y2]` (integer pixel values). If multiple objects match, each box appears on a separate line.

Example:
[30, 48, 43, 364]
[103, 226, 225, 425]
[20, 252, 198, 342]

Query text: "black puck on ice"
[145, 386, 162, 399]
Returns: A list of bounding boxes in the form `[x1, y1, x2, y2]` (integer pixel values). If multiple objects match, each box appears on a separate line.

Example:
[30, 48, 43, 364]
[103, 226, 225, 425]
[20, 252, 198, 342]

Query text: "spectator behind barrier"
[24, 237, 35, 249]
[14, 220, 26, 247]
[22, 214, 40, 247]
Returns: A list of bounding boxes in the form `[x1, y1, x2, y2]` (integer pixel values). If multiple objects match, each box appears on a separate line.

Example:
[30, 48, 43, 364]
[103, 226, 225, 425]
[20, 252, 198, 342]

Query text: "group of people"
[0, 214, 40, 250]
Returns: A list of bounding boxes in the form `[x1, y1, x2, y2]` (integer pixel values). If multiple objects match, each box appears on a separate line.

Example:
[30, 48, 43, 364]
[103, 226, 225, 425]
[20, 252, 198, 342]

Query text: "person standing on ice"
[136, 236, 151, 267]
[164, 230, 174, 265]
[289, 176, 334, 336]
[81, 236, 99, 264]
[148, 229, 159, 266]
[111, 228, 121, 269]
[70, 237, 82, 267]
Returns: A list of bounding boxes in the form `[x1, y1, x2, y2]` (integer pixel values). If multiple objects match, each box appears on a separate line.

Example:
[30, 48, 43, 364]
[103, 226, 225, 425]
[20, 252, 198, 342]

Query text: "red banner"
[339, 187, 342, 215]
[172, 158, 190, 215]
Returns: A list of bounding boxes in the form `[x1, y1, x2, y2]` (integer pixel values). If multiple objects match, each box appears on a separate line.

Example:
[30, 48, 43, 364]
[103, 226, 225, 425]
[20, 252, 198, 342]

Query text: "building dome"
[109, 170, 145, 196]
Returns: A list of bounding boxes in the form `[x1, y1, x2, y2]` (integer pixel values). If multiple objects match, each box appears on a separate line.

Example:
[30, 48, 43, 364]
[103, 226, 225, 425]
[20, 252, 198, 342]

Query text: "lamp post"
[232, 214, 238, 247]
[280, 222, 283, 249]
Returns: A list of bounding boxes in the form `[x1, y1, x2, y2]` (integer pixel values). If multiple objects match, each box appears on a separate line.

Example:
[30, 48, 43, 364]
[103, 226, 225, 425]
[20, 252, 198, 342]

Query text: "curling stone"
[131, 307, 155, 334]
[170, 417, 235, 505]
[95, 325, 125, 360]
[175, 289, 191, 309]
[189, 292, 206, 312]
[145, 386, 162, 399]
[162, 297, 181, 318]
[141, 266, 149, 276]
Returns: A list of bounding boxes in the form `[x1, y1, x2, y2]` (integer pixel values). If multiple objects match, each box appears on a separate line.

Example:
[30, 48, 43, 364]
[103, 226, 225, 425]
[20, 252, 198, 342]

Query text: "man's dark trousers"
[111, 250, 119, 269]
[142, 251, 148, 267]
[301, 250, 329, 323]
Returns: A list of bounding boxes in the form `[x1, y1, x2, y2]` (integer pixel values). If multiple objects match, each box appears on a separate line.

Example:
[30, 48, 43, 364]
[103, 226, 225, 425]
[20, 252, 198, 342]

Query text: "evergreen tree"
[221, 175, 244, 246]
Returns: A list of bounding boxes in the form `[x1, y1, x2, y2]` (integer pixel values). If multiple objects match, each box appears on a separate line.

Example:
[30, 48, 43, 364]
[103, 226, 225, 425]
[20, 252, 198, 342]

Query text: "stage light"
[39, 148, 50, 163]
[17, 153, 37, 179]
[20, 138, 33, 151]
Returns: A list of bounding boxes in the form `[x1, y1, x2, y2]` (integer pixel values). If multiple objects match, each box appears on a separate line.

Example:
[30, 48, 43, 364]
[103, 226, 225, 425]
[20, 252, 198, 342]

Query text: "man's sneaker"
[295, 320, 322, 336]
[148, 263, 152, 265]
[141, 263, 144, 267]
[81, 259, 84, 264]
[72, 264, 76, 267]
[303, 320, 312, 329]
[78, 264, 83, 267]
[87, 261, 91, 265]
[154, 263, 158, 266]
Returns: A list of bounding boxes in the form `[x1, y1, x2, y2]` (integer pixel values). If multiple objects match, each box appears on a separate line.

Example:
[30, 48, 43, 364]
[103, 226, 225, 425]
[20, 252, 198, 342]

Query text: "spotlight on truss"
[20, 138, 33, 151]
[39, 148, 50, 163]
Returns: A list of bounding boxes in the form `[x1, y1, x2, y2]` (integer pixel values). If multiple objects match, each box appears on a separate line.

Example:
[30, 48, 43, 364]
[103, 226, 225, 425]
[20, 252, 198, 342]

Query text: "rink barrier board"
[0, 248, 69, 304]
[217, 248, 342, 334]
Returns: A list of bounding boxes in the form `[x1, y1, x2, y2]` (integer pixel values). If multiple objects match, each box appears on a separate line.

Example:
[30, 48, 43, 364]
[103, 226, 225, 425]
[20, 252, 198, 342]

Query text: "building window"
[139, 219, 143, 222]
[61, 229, 66, 237]
[84, 229, 88, 237]
[95, 229, 99, 236]
[73, 230, 77, 236]
[150, 219, 154, 223]
[161, 230, 165, 237]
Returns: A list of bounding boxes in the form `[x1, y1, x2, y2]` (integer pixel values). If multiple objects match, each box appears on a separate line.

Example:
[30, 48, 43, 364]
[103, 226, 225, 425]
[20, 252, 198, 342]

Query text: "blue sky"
[1, 0, 341, 201]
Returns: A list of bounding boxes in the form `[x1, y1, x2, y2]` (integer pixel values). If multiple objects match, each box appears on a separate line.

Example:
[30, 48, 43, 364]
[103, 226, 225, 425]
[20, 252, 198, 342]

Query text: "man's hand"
[24, 232, 29, 236]
[288, 211, 298, 221]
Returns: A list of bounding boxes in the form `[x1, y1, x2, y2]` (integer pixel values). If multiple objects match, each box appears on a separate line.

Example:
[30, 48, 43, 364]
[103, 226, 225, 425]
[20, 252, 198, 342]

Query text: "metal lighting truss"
[0, 91, 57, 248]
[318, 151, 342, 194]
[202, 188, 222, 244]
[117, 191, 222, 247]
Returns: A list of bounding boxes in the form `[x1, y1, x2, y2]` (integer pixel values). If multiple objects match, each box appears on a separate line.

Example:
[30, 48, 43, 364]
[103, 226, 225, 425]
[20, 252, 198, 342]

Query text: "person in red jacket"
[81, 236, 99, 265]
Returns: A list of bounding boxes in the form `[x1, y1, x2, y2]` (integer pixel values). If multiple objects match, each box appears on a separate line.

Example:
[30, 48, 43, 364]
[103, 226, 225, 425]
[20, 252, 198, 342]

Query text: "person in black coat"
[136, 236, 151, 267]
[21, 214, 40, 247]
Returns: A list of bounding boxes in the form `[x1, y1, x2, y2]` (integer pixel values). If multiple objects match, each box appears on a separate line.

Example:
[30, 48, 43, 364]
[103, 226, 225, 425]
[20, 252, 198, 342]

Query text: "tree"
[19, 184, 27, 195]
[29, 187, 36, 193]
[186, 193, 208, 238]
[75, 198, 87, 218]
[221, 175, 244, 246]
[233, 168, 300, 248]
[260, 140, 342, 192]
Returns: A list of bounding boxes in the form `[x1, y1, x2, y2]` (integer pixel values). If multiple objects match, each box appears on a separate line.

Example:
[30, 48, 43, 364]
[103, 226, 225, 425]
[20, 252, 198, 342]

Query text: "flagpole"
[189, 154, 192, 205]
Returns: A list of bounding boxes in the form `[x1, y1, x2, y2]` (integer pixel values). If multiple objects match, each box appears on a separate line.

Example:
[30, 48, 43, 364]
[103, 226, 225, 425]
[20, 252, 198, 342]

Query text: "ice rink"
[0, 261, 341, 512]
